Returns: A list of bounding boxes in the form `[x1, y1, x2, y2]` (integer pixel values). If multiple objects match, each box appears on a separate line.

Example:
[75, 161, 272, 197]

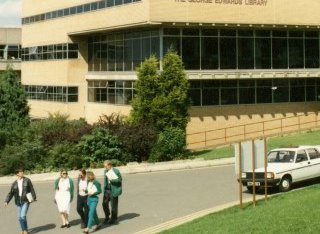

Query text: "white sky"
[0, 0, 21, 27]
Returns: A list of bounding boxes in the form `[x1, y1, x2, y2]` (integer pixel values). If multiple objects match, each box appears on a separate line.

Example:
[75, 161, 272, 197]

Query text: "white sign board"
[235, 139, 266, 174]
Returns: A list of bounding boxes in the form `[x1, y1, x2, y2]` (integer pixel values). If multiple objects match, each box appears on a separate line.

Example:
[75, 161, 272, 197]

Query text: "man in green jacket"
[102, 160, 122, 225]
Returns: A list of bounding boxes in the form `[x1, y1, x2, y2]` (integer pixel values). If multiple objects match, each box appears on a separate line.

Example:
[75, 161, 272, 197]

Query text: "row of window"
[88, 28, 320, 71]
[22, 0, 142, 25]
[189, 78, 320, 106]
[24, 78, 320, 106]
[24, 85, 78, 102]
[0, 45, 21, 60]
[21, 43, 79, 61]
[88, 80, 134, 105]
[88, 30, 160, 72]
[162, 28, 320, 70]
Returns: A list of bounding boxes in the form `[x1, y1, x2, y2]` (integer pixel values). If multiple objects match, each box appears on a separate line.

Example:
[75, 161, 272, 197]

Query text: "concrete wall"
[150, 0, 320, 26]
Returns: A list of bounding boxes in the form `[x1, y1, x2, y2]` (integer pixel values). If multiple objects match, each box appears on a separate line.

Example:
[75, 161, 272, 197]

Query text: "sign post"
[235, 138, 268, 208]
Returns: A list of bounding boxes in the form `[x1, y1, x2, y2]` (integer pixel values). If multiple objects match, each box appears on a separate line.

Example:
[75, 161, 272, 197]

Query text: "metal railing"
[187, 112, 320, 149]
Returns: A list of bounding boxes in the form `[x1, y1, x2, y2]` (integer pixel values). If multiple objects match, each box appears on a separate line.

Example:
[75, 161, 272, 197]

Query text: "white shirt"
[79, 179, 88, 196]
[17, 178, 23, 197]
[87, 181, 97, 194]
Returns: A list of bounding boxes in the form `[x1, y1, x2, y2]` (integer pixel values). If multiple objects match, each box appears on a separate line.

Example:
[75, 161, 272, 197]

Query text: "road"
[0, 165, 249, 234]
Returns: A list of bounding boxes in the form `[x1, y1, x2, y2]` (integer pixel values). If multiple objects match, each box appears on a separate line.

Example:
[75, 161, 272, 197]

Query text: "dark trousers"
[102, 190, 118, 221]
[77, 195, 88, 227]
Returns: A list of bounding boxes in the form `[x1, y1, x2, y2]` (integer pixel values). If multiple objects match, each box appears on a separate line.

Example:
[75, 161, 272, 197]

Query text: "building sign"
[174, 0, 268, 6]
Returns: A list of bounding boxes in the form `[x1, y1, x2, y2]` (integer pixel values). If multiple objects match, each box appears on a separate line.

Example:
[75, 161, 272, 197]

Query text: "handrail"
[187, 112, 319, 149]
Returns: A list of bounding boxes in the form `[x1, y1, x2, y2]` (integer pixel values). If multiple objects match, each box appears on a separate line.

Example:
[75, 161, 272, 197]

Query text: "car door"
[292, 150, 312, 182]
[306, 148, 320, 178]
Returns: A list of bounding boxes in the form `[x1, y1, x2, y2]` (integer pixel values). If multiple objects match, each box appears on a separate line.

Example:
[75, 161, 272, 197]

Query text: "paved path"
[0, 164, 248, 234]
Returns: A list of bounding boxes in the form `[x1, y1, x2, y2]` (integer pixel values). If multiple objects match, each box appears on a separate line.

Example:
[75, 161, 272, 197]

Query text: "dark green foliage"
[30, 113, 92, 146]
[0, 65, 29, 131]
[131, 51, 190, 133]
[149, 127, 186, 162]
[47, 143, 82, 170]
[115, 121, 158, 162]
[131, 56, 159, 126]
[0, 137, 45, 175]
[78, 128, 125, 166]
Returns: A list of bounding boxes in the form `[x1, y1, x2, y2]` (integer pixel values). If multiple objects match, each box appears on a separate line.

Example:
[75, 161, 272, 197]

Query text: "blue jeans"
[87, 197, 99, 229]
[17, 202, 29, 231]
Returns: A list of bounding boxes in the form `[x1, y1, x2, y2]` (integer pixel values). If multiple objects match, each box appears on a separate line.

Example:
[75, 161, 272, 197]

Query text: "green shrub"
[47, 143, 82, 170]
[116, 121, 157, 162]
[30, 113, 92, 146]
[77, 128, 125, 166]
[0, 137, 45, 175]
[149, 127, 186, 162]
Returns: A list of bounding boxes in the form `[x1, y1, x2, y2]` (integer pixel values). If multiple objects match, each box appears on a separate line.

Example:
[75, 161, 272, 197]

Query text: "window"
[239, 80, 255, 104]
[24, 85, 78, 102]
[296, 150, 308, 163]
[22, 43, 79, 61]
[220, 31, 236, 69]
[307, 148, 320, 160]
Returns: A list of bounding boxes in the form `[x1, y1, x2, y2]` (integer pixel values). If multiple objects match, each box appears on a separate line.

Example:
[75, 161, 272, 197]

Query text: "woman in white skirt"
[54, 170, 74, 228]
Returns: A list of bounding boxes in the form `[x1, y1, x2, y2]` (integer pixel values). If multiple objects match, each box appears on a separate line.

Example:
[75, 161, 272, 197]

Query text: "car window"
[307, 148, 320, 160]
[296, 150, 308, 163]
[268, 150, 295, 163]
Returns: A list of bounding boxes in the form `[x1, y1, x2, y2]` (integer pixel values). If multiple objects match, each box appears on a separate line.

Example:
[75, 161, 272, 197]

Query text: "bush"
[47, 143, 82, 170]
[30, 113, 92, 146]
[149, 127, 186, 162]
[77, 128, 125, 166]
[0, 137, 45, 175]
[116, 121, 157, 162]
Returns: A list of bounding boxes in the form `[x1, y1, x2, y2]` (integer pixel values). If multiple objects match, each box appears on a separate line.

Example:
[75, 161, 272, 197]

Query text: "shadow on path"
[29, 224, 56, 233]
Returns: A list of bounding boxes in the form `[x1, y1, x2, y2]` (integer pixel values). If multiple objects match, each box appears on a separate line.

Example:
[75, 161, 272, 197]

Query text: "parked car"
[240, 146, 320, 192]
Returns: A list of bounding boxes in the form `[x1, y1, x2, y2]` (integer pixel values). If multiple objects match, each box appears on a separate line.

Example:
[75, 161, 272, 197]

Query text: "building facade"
[0, 28, 21, 74]
[22, 0, 320, 145]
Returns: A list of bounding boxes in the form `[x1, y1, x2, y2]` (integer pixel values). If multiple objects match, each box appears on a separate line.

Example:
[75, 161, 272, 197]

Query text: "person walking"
[83, 171, 102, 234]
[54, 169, 74, 228]
[4, 168, 37, 234]
[102, 160, 122, 225]
[77, 169, 89, 229]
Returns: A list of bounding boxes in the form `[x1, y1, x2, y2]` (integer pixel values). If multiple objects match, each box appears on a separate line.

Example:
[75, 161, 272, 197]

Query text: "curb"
[0, 157, 235, 185]
[133, 196, 264, 234]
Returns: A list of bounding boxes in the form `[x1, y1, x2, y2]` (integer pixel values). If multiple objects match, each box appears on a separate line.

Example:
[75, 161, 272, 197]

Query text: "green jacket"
[104, 167, 122, 197]
[86, 180, 102, 198]
[54, 177, 74, 202]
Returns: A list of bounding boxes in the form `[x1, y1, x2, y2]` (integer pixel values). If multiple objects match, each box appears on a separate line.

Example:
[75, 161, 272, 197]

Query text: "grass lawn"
[161, 185, 320, 234]
[190, 129, 320, 160]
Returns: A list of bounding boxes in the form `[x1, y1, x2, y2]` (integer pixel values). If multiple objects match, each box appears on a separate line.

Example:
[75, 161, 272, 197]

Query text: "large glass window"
[273, 79, 289, 103]
[24, 85, 78, 102]
[220, 30, 236, 69]
[238, 31, 254, 69]
[272, 31, 288, 69]
[289, 31, 304, 68]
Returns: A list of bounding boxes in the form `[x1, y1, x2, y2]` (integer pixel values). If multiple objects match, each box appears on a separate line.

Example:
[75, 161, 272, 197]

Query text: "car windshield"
[268, 150, 295, 163]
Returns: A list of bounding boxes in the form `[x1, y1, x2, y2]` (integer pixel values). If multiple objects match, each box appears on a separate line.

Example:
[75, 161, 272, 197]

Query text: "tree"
[131, 56, 159, 124]
[0, 65, 30, 132]
[131, 51, 190, 132]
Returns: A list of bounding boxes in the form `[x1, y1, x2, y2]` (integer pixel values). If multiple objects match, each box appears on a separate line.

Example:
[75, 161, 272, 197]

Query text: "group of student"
[4, 160, 123, 234]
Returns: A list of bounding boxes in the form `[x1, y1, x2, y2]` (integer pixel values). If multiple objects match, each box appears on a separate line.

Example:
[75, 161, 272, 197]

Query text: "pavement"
[0, 157, 235, 185]
[0, 158, 247, 234]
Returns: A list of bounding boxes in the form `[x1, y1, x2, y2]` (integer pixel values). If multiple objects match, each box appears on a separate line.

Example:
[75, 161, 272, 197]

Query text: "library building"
[22, 0, 320, 148]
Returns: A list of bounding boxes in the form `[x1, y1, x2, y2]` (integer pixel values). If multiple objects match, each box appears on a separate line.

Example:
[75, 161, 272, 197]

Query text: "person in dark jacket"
[4, 168, 37, 234]
[102, 160, 122, 225]
[77, 169, 89, 229]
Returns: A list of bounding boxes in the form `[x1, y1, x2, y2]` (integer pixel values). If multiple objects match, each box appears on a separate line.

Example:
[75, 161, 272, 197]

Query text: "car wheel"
[279, 176, 292, 192]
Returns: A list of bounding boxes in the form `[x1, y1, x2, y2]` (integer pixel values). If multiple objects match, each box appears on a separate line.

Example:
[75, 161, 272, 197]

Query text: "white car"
[240, 146, 320, 192]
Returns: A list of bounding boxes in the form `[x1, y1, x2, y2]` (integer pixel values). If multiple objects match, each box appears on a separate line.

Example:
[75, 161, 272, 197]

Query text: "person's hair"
[86, 171, 95, 180]
[15, 168, 24, 175]
[104, 160, 112, 166]
[60, 169, 68, 176]
[79, 169, 86, 176]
